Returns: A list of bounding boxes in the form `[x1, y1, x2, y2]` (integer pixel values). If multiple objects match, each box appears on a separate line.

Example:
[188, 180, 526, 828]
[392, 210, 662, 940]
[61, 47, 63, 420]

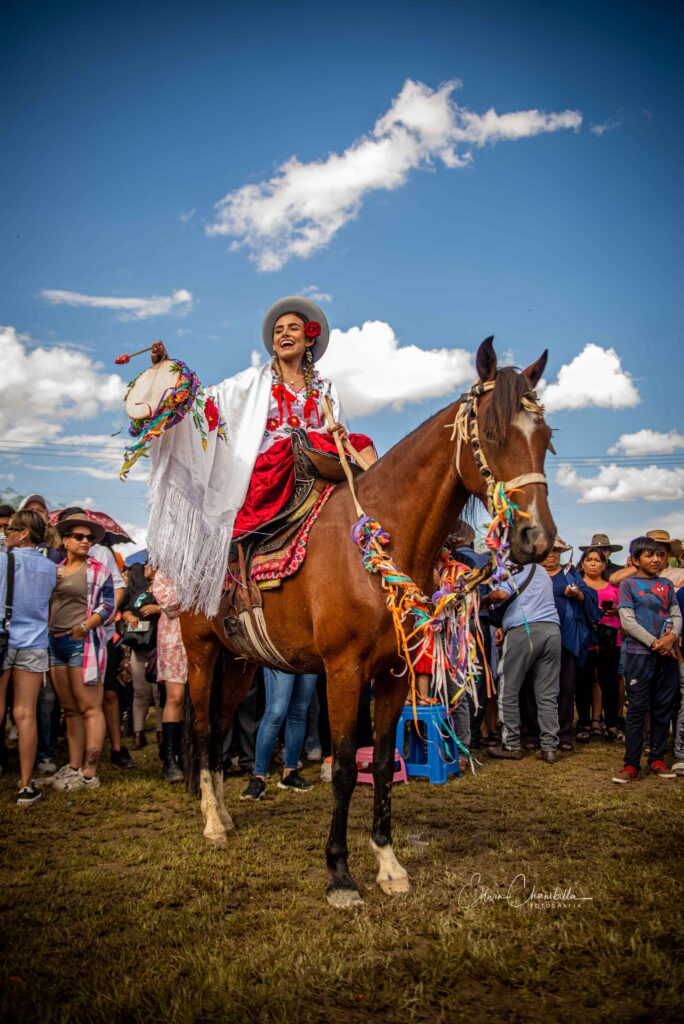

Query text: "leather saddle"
[224, 430, 360, 634]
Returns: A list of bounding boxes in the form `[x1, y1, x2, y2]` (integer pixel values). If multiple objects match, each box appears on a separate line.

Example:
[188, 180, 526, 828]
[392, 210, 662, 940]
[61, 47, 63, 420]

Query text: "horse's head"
[457, 336, 556, 564]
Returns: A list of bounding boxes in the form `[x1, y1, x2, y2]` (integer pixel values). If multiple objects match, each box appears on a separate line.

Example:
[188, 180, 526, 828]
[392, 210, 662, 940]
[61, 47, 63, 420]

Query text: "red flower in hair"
[304, 321, 321, 339]
[205, 398, 219, 431]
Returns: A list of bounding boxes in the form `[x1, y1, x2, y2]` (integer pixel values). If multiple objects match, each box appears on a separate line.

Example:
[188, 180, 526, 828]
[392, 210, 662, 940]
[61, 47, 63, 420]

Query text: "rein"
[448, 380, 548, 514]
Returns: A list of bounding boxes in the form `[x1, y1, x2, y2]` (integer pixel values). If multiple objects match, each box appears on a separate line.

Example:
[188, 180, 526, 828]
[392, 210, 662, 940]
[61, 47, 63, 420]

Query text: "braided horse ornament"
[179, 337, 557, 908]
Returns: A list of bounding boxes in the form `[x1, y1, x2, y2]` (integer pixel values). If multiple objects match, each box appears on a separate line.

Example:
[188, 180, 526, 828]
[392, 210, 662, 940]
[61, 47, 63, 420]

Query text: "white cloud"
[538, 343, 639, 412]
[317, 320, 475, 417]
[0, 327, 125, 445]
[301, 285, 333, 303]
[0, 473, 15, 481]
[40, 288, 193, 321]
[590, 112, 623, 136]
[206, 79, 582, 270]
[22, 432, 148, 482]
[113, 520, 148, 557]
[179, 208, 196, 223]
[608, 429, 684, 456]
[556, 463, 684, 503]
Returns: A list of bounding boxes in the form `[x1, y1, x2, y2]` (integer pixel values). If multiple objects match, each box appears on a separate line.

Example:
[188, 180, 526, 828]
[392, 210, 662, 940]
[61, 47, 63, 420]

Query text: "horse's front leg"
[325, 662, 364, 909]
[183, 623, 227, 847]
[370, 669, 411, 896]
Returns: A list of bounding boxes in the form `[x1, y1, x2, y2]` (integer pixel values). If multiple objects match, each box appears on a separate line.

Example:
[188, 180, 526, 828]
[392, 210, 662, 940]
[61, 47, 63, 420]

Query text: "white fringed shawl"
[146, 362, 343, 617]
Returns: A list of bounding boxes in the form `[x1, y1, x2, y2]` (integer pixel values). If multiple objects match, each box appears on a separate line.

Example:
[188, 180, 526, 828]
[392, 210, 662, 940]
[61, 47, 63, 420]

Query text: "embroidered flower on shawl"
[266, 417, 279, 432]
[304, 321, 321, 339]
[287, 414, 301, 427]
[205, 397, 219, 431]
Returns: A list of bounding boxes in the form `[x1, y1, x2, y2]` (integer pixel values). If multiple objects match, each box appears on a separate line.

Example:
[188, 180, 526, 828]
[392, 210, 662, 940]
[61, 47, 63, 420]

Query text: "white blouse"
[260, 371, 335, 454]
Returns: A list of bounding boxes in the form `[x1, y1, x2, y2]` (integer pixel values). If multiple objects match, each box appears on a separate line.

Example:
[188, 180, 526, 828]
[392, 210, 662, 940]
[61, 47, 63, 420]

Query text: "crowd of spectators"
[1, 491, 683, 804]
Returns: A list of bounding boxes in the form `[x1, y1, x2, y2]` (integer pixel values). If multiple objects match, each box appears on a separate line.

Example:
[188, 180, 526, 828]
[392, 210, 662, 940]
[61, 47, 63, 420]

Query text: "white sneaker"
[37, 758, 57, 774]
[320, 758, 332, 782]
[51, 766, 82, 791]
[8, 725, 18, 742]
[80, 772, 100, 790]
[672, 761, 684, 778]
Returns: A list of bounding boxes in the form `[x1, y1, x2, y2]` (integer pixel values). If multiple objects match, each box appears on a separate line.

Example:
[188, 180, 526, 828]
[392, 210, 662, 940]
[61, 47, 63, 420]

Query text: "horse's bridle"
[450, 380, 548, 515]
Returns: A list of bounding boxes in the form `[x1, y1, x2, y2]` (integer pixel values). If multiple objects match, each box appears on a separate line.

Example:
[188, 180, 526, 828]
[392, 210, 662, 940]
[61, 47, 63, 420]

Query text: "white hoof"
[370, 839, 411, 897]
[203, 829, 228, 848]
[377, 874, 412, 896]
[326, 887, 364, 910]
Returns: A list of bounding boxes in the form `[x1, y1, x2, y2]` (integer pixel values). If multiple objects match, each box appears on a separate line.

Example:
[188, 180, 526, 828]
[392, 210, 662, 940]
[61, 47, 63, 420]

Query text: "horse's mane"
[480, 367, 531, 447]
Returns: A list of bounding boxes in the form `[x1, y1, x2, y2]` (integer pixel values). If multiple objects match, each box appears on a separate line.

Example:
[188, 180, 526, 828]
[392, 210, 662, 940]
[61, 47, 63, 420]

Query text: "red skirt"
[233, 430, 373, 537]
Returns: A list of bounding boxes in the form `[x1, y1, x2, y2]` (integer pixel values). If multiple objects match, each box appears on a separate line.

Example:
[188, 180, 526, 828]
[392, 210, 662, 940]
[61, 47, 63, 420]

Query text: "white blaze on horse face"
[512, 409, 543, 534]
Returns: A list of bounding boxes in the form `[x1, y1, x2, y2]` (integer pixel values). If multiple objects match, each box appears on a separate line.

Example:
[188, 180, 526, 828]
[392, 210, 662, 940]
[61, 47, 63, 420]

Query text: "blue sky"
[1, 0, 682, 554]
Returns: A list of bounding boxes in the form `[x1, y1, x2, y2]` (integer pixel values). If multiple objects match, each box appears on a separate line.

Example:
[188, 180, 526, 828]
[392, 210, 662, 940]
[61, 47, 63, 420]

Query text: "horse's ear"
[522, 349, 548, 389]
[476, 336, 497, 382]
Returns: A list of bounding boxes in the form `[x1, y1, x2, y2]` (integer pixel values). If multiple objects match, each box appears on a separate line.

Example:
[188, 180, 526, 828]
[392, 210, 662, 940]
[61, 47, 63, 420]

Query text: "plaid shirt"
[58, 555, 115, 685]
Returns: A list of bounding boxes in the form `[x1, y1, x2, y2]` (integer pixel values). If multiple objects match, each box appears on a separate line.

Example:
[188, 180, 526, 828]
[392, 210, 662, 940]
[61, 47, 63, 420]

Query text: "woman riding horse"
[139, 296, 375, 617]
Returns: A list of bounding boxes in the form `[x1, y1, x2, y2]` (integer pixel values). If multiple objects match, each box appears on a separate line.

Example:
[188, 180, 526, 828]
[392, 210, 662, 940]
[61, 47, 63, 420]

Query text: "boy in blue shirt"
[613, 536, 682, 783]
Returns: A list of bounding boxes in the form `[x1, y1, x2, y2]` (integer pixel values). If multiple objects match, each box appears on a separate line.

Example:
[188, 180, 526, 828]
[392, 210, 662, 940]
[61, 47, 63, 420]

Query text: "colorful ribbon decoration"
[120, 360, 225, 479]
[351, 480, 530, 738]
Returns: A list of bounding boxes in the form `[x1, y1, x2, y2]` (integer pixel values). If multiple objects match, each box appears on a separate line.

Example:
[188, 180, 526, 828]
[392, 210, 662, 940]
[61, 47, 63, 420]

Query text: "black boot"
[162, 722, 184, 783]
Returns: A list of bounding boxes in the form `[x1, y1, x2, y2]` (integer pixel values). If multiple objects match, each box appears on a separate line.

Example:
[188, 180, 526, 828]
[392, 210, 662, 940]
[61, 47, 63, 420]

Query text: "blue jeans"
[49, 634, 85, 668]
[254, 671, 318, 777]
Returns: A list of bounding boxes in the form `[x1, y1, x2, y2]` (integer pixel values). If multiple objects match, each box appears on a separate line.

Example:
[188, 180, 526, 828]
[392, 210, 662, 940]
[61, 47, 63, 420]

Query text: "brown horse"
[179, 338, 556, 908]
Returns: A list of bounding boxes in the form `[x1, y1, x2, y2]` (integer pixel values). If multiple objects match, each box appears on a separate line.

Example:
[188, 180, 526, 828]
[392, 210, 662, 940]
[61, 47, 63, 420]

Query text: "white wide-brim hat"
[262, 296, 330, 361]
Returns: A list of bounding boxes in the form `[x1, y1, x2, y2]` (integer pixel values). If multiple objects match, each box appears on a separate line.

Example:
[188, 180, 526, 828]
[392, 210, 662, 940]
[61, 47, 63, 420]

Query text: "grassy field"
[1, 731, 683, 1024]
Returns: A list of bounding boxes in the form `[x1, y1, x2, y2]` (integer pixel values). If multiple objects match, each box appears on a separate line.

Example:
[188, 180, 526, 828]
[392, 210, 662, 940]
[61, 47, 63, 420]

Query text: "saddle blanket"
[227, 484, 334, 591]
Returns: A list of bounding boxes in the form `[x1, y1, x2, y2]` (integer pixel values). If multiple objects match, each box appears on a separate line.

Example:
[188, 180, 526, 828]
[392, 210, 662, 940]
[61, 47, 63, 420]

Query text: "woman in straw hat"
[136, 296, 376, 616]
[46, 513, 116, 793]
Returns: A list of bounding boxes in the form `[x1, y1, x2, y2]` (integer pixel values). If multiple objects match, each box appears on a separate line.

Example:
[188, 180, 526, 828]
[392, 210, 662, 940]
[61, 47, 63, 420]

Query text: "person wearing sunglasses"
[0, 510, 57, 804]
[46, 513, 115, 792]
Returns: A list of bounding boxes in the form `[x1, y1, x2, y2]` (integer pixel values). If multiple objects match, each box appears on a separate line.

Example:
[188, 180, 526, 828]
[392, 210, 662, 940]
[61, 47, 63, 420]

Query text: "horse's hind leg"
[182, 614, 226, 846]
[210, 657, 257, 833]
[370, 670, 411, 896]
[325, 663, 364, 910]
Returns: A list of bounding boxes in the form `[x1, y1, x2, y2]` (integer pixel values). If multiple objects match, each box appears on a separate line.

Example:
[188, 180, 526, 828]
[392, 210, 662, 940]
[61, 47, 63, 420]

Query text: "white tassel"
[147, 479, 232, 618]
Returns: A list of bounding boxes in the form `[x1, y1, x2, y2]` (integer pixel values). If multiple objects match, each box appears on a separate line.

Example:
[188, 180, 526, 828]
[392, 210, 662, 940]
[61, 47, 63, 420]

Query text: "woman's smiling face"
[272, 313, 314, 361]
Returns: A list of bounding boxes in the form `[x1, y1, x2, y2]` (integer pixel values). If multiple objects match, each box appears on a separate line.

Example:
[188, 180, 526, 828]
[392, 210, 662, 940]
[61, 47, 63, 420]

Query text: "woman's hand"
[123, 612, 140, 628]
[140, 604, 160, 618]
[71, 623, 87, 640]
[565, 584, 584, 602]
[151, 340, 168, 364]
[328, 421, 348, 444]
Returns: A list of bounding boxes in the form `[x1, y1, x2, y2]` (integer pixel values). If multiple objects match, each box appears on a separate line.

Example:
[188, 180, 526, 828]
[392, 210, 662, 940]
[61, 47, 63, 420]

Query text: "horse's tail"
[183, 649, 225, 798]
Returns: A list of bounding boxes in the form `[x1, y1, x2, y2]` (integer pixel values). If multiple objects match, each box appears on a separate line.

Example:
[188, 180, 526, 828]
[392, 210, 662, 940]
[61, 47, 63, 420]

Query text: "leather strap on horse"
[447, 380, 548, 514]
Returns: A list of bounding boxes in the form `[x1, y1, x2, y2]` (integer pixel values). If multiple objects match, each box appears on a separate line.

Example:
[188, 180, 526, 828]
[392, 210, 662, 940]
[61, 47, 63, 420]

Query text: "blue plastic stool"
[395, 705, 462, 784]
